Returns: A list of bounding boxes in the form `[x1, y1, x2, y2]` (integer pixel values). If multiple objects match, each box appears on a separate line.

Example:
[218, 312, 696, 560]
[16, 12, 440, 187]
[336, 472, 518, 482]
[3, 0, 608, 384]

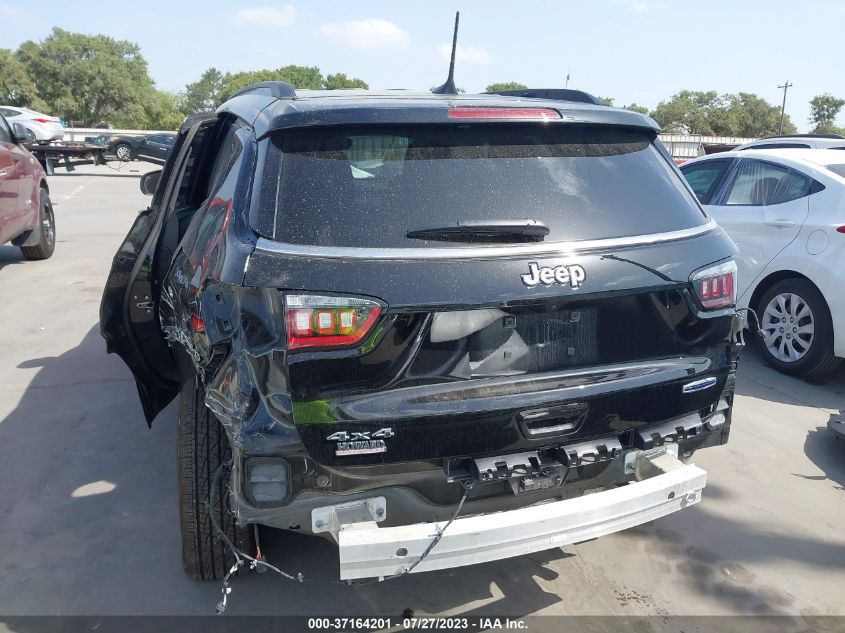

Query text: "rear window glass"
[826, 164, 845, 178]
[265, 124, 707, 248]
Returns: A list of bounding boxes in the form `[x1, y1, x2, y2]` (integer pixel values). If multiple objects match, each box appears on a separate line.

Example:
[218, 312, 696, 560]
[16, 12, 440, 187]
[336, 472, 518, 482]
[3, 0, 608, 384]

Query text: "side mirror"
[11, 122, 28, 144]
[139, 170, 163, 196]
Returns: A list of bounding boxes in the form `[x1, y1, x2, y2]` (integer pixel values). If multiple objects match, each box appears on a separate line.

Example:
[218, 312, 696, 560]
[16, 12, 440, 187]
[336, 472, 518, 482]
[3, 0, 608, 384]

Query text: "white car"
[681, 149, 845, 377]
[0, 106, 64, 143]
[735, 134, 845, 151]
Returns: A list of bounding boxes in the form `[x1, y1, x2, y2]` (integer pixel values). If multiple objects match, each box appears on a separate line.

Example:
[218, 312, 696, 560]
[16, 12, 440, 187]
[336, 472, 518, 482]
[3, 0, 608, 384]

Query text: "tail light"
[836, 225, 845, 234]
[32, 118, 55, 124]
[285, 294, 382, 350]
[691, 260, 737, 310]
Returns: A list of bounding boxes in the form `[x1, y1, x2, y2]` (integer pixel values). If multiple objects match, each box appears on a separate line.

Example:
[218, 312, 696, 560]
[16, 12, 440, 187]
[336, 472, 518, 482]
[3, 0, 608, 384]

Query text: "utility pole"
[778, 80, 793, 134]
[565, 72, 570, 88]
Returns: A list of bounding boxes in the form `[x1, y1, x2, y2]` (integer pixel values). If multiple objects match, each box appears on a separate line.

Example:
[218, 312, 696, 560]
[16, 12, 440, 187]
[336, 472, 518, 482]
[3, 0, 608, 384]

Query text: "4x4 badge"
[327, 428, 394, 456]
[521, 262, 586, 288]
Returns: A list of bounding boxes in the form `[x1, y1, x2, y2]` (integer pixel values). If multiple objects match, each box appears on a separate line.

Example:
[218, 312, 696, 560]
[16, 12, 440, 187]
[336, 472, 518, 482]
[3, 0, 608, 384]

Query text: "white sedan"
[0, 106, 63, 143]
[681, 148, 845, 377]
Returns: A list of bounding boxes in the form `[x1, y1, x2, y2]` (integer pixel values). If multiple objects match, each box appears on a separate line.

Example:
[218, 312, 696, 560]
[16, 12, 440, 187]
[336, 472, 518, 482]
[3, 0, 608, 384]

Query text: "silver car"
[0, 106, 64, 143]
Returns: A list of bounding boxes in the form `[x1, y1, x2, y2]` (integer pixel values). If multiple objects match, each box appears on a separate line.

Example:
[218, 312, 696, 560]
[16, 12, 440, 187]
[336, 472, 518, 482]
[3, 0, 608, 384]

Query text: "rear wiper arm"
[407, 219, 550, 242]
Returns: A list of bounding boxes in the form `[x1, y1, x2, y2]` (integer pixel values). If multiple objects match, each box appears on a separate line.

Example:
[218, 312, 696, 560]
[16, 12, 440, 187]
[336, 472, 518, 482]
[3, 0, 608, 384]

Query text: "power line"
[778, 80, 793, 134]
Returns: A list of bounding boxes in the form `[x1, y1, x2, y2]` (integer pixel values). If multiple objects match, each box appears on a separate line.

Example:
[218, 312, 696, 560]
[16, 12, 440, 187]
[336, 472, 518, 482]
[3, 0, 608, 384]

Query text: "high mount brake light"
[447, 107, 561, 121]
[285, 295, 382, 350]
[691, 260, 737, 310]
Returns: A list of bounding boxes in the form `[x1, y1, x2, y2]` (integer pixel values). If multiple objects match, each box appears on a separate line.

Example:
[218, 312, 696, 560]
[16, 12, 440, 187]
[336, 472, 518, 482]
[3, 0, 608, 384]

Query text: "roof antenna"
[432, 11, 460, 95]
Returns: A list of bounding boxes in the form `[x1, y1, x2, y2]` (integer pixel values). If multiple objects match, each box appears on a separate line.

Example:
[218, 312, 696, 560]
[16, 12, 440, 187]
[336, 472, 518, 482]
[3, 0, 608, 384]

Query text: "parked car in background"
[681, 148, 845, 377]
[0, 115, 56, 259]
[0, 106, 64, 143]
[102, 83, 741, 582]
[735, 134, 845, 151]
[108, 133, 176, 162]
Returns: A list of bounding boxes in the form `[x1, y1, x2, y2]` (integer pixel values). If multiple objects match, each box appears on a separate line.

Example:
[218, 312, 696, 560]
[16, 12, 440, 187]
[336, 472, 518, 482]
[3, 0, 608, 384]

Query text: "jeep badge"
[521, 262, 586, 288]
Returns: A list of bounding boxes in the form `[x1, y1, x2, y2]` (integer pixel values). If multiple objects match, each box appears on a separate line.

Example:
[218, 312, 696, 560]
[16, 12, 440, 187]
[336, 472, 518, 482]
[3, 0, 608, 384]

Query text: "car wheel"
[114, 143, 133, 161]
[178, 376, 255, 580]
[757, 278, 841, 377]
[20, 188, 56, 260]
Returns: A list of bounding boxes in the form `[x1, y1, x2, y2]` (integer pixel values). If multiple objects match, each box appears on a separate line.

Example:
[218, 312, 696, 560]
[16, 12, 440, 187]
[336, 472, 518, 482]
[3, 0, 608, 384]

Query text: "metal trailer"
[26, 142, 109, 175]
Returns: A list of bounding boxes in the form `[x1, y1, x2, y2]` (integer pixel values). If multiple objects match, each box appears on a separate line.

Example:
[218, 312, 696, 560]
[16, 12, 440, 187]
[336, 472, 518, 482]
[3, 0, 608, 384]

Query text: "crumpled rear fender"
[160, 250, 302, 454]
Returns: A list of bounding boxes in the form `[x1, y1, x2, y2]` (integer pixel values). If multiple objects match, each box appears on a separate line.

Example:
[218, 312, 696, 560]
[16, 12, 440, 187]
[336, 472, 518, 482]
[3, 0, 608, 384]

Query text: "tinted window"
[266, 124, 707, 247]
[724, 159, 811, 206]
[681, 160, 730, 203]
[0, 108, 18, 118]
[826, 164, 845, 178]
[172, 126, 214, 210]
[0, 116, 11, 143]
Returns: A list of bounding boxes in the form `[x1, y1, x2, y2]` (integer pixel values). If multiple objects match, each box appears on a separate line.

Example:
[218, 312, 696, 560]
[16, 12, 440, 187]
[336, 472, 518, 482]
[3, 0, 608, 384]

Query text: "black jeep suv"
[101, 82, 742, 581]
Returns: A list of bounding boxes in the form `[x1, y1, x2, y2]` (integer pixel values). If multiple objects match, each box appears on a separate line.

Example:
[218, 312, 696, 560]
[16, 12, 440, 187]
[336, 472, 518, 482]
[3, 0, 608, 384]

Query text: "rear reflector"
[285, 294, 382, 350]
[691, 260, 737, 310]
[448, 107, 561, 120]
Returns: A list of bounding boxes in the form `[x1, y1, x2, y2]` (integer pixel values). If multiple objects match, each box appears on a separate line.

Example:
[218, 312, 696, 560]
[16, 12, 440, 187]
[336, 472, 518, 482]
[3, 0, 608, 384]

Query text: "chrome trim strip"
[254, 219, 718, 261]
[681, 376, 718, 393]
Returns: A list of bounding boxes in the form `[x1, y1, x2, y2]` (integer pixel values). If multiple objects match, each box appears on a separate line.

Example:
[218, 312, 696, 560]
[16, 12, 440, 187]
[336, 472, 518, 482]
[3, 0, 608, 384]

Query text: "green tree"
[324, 73, 368, 90]
[485, 81, 527, 92]
[597, 96, 615, 106]
[651, 90, 723, 134]
[723, 92, 795, 136]
[144, 90, 186, 129]
[220, 65, 325, 100]
[183, 67, 226, 114]
[16, 28, 155, 126]
[623, 103, 650, 115]
[0, 49, 46, 109]
[809, 94, 845, 134]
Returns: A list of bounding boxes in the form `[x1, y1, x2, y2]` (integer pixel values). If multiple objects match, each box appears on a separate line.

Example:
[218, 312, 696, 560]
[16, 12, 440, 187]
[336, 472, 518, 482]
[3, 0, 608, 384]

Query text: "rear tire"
[177, 377, 254, 580]
[757, 278, 841, 377]
[20, 188, 55, 260]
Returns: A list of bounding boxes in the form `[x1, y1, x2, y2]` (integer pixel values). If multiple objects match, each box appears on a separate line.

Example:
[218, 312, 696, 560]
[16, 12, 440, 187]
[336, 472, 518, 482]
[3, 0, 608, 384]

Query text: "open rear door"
[100, 113, 219, 424]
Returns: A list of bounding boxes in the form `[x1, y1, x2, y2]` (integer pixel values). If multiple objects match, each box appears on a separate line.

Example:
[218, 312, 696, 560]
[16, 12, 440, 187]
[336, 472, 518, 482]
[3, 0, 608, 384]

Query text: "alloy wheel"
[761, 292, 814, 363]
[116, 145, 130, 160]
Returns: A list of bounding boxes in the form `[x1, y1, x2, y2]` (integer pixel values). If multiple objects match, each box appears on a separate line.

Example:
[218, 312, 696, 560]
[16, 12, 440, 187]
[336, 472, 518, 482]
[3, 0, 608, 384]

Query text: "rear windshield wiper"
[407, 219, 550, 243]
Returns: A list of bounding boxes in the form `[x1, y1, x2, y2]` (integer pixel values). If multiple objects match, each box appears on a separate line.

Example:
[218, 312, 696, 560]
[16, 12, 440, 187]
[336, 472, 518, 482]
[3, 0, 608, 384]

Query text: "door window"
[0, 116, 12, 144]
[681, 159, 731, 203]
[723, 160, 811, 206]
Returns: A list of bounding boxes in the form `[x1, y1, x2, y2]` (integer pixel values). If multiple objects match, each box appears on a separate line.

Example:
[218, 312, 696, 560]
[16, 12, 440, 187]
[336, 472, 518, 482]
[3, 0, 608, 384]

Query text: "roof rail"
[228, 80, 297, 101]
[761, 133, 845, 140]
[484, 88, 604, 106]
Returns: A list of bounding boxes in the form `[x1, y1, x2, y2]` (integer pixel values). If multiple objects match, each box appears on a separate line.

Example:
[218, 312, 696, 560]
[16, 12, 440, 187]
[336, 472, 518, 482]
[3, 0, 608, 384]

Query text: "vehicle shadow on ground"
[617, 495, 845, 616]
[736, 343, 845, 410]
[735, 344, 845, 494]
[0, 324, 569, 616]
[0, 245, 26, 269]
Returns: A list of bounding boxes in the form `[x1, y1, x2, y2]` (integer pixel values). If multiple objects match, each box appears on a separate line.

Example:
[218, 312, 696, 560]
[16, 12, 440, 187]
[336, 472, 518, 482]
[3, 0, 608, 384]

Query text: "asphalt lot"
[0, 163, 843, 619]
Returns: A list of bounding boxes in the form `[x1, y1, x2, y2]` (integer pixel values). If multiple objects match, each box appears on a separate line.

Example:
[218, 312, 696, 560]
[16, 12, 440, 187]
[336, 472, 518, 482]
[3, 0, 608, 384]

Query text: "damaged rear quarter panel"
[158, 123, 304, 455]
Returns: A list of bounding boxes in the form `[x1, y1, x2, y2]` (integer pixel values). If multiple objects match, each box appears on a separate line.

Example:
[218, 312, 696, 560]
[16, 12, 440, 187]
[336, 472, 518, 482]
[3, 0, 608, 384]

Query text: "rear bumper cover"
[313, 448, 705, 580]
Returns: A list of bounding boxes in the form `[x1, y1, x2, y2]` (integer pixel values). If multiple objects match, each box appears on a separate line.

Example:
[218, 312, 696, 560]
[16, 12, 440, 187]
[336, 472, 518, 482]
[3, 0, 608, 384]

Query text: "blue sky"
[2, 0, 844, 132]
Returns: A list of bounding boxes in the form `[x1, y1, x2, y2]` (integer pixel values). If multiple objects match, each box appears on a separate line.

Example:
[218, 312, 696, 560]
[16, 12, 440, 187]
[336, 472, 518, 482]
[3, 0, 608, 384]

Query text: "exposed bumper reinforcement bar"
[313, 449, 707, 580]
